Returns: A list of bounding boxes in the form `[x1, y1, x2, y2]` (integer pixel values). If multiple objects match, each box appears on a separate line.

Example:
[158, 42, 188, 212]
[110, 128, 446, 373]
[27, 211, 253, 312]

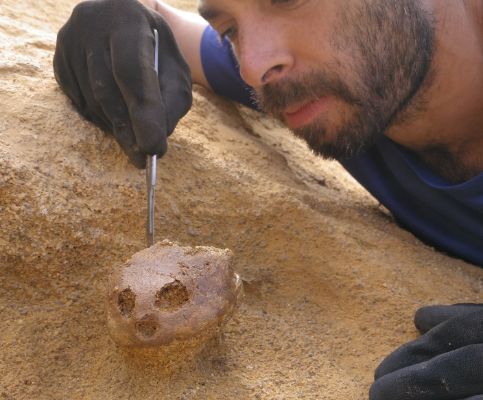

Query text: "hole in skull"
[117, 288, 136, 318]
[155, 280, 190, 311]
[135, 314, 158, 338]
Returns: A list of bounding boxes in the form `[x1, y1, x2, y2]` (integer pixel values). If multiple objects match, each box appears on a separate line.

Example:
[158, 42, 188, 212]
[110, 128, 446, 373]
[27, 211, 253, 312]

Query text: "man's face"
[199, 0, 435, 160]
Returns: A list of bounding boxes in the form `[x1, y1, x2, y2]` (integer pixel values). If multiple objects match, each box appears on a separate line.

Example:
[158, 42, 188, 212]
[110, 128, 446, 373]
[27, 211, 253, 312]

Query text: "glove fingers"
[70, 49, 112, 132]
[87, 47, 145, 169]
[375, 310, 483, 379]
[117, 141, 146, 169]
[110, 25, 167, 156]
[154, 14, 192, 135]
[53, 28, 87, 114]
[415, 304, 483, 334]
[370, 344, 483, 400]
[58, 5, 112, 131]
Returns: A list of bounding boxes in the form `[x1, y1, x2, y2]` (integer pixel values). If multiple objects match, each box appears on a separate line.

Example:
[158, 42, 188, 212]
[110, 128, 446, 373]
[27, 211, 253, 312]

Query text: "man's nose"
[236, 28, 293, 88]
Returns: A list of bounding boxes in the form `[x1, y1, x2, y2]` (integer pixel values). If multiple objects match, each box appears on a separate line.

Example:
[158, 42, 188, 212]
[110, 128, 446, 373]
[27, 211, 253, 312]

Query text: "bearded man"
[53, 1, 483, 398]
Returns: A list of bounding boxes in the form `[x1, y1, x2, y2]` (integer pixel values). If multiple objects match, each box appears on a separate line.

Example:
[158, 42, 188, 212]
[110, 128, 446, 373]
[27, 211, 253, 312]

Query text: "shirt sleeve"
[200, 25, 258, 110]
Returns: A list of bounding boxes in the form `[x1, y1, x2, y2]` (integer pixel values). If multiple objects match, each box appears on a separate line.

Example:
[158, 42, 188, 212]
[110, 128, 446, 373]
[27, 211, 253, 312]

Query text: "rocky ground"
[1, 0, 482, 399]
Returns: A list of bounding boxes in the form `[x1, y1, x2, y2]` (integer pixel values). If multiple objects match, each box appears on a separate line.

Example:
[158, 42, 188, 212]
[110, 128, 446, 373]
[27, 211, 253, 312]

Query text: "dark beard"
[252, 0, 435, 160]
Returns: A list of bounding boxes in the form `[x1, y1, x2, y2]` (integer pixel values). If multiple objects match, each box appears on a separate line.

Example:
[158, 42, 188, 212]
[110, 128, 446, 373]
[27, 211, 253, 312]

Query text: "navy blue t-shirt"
[200, 26, 483, 266]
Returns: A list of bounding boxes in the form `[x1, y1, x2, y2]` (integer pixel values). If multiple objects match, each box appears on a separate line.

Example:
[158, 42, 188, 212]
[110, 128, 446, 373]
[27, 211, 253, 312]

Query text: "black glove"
[53, 0, 192, 168]
[370, 304, 483, 400]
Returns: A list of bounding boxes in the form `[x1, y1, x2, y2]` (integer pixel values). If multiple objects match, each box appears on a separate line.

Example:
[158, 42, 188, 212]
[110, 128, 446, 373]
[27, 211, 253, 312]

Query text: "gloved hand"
[370, 304, 483, 400]
[53, 0, 192, 168]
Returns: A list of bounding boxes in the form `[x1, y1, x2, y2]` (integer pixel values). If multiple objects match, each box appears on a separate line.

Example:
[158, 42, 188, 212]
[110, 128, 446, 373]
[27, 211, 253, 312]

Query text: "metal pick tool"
[146, 29, 159, 247]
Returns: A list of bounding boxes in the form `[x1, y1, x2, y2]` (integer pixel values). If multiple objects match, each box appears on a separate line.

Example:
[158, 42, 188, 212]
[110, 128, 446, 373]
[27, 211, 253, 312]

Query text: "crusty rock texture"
[107, 241, 242, 348]
[1, 0, 482, 399]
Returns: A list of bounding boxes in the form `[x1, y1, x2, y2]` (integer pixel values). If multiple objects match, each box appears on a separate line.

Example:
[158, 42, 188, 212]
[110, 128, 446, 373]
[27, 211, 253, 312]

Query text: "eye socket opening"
[117, 288, 136, 318]
[155, 280, 190, 311]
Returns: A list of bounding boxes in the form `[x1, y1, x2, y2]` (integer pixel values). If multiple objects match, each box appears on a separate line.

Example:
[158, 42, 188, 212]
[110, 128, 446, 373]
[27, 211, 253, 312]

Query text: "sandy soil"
[1, 1, 482, 399]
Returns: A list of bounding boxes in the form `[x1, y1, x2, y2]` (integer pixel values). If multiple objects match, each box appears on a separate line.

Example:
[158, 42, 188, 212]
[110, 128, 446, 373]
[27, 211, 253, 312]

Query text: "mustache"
[250, 71, 360, 118]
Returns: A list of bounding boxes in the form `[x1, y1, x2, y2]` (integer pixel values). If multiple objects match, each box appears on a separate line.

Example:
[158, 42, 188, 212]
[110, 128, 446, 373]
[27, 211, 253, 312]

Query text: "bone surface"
[107, 240, 242, 348]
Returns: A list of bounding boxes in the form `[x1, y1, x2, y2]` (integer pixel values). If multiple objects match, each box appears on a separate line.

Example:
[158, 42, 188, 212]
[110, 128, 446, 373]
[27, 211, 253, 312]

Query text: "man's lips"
[283, 97, 328, 129]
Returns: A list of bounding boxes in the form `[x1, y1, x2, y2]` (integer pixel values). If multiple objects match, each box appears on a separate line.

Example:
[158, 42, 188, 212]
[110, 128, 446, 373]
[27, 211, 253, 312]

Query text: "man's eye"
[220, 26, 238, 41]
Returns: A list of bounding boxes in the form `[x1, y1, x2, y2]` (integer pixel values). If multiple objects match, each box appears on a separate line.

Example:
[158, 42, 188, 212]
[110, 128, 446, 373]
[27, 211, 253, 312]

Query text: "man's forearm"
[141, 0, 210, 89]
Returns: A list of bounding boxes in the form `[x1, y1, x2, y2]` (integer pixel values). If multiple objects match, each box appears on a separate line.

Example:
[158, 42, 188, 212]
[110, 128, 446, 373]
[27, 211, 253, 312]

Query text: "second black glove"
[370, 304, 483, 400]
